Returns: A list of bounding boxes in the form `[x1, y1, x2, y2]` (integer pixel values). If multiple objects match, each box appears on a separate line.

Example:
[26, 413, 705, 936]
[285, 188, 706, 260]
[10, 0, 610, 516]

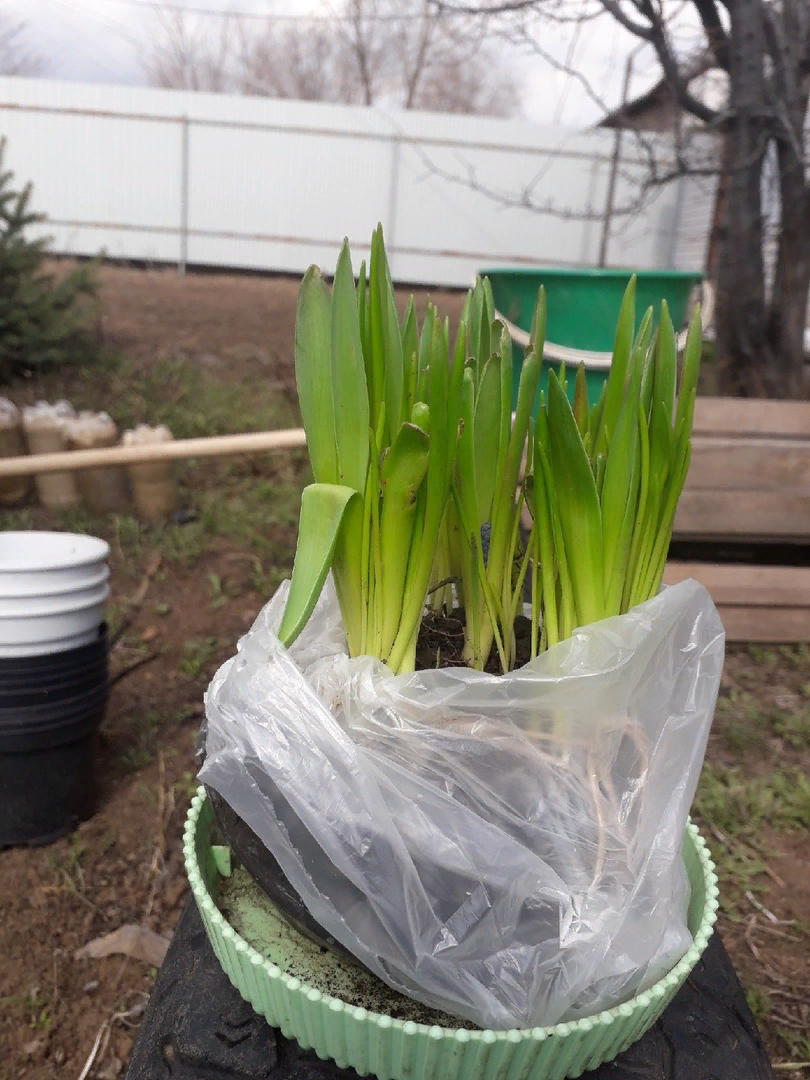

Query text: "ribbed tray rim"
[184, 788, 719, 1079]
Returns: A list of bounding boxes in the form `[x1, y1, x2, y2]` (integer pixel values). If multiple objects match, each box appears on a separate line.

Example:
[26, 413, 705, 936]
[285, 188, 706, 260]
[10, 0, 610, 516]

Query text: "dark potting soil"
[414, 610, 534, 675]
[218, 865, 466, 1028]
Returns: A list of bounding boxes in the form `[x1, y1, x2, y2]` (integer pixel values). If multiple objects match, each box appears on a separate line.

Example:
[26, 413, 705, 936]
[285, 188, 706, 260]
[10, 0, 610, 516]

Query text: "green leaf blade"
[294, 267, 338, 485]
[379, 422, 430, 656]
[473, 355, 501, 526]
[596, 275, 636, 457]
[547, 369, 604, 628]
[331, 239, 369, 493]
[278, 483, 360, 648]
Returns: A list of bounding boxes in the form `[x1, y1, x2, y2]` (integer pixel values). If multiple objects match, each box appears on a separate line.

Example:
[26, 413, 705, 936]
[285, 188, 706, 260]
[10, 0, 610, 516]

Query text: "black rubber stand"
[126, 897, 773, 1080]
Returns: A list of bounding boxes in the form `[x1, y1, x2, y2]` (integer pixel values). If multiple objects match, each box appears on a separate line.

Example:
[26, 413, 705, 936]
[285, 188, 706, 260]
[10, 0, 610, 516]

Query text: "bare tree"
[139, 0, 522, 117]
[239, 25, 359, 103]
[410, 47, 521, 114]
[595, 0, 809, 398]
[0, 14, 47, 77]
[140, 6, 235, 92]
[340, 0, 391, 104]
[379, 0, 521, 114]
[436, 0, 810, 398]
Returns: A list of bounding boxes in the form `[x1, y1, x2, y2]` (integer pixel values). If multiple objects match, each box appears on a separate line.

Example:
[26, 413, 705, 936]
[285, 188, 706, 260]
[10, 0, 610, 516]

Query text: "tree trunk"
[713, 0, 772, 397]
[763, 140, 810, 398]
[713, 0, 810, 398]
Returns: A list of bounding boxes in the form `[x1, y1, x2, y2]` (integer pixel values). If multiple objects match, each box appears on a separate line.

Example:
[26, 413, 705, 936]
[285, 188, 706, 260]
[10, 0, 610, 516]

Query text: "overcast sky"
[12, 0, 693, 128]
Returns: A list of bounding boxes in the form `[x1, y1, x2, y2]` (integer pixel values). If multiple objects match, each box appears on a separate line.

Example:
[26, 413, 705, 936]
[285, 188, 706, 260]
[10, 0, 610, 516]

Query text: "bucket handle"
[493, 283, 713, 370]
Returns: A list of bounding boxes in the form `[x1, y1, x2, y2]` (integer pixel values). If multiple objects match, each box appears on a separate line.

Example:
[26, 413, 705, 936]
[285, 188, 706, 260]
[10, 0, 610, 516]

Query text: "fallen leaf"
[140, 625, 159, 643]
[75, 924, 171, 967]
[22, 1040, 42, 1056]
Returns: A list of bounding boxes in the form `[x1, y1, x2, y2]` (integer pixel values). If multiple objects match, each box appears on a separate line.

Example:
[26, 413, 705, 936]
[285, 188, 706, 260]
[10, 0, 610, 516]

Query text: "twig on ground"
[753, 923, 802, 941]
[109, 552, 162, 648]
[761, 961, 790, 986]
[109, 650, 161, 687]
[111, 954, 131, 991]
[746, 891, 794, 925]
[157, 752, 167, 859]
[770, 988, 810, 1003]
[744, 914, 761, 960]
[765, 866, 787, 888]
[113, 515, 125, 564]
[705, 821, 786, 887]
[770, 1010, 808, 1031]
[144, 751, 175, 918]
[51, 948, 63, 1012]
[772, 1064, 810, 1071]
[76, 993, 147, 1080]
[60, 869, 105, 919]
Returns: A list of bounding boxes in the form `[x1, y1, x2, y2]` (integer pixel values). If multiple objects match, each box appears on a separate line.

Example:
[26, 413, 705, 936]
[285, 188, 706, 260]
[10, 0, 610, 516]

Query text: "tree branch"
[595, 0, 651, 40]
[692, 0, 730, 71]
[762, 0, 810, 164]
[400, 126, 659, 221]
[433, 0, 541, 14]
[628, 0, 721, 125]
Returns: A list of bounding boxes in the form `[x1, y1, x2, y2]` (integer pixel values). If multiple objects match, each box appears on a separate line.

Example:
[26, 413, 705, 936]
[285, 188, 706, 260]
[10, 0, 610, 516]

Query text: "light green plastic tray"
[184, 789, 718, 1080]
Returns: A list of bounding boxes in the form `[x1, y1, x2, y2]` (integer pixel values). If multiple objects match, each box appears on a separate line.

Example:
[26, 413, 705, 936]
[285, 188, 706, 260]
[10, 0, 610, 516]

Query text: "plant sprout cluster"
[278, 226, 702, 675]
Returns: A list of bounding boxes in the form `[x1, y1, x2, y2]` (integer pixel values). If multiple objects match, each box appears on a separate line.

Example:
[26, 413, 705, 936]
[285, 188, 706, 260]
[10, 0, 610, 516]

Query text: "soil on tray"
[218, 867, 469, 1029]
[415, 610, 534, 674]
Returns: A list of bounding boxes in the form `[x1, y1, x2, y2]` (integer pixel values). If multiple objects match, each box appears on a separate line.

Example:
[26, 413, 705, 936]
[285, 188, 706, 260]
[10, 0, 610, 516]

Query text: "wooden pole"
[0, 428, 308, 478]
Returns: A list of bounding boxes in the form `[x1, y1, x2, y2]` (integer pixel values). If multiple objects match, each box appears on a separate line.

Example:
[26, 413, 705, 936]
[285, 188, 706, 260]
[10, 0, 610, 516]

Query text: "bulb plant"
[527, 279, 702, 652]
[277, 226, 464, 674]
[279, 225, 702, 675]
[445, 276, 544, 672]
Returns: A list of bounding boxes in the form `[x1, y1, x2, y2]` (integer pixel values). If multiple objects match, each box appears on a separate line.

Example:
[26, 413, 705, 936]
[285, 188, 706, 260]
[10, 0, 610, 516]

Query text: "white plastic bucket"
[0, 563, 110, 600]
[0, 583, 110, 650]
[0, 532, 110, 657]
[0, 627, 102, 659]
[0, 580, 109, 617]
[0, 532, 109, 573]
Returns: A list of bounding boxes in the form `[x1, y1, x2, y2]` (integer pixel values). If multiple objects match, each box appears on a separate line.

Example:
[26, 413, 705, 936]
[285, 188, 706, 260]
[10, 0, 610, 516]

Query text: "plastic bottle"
[65, 411, 130, 514]
[22, 401, 81, 510]
[0, 398, 31, 506]
[121, 425, 176, 521]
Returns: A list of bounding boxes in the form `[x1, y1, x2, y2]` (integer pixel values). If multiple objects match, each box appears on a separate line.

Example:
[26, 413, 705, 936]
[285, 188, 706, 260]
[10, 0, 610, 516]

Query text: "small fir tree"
[0, 138, 98, 382]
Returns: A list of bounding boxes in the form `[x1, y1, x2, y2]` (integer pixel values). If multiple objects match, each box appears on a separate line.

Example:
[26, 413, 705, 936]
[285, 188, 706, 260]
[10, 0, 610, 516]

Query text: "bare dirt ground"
[0, 263, 807, 1079]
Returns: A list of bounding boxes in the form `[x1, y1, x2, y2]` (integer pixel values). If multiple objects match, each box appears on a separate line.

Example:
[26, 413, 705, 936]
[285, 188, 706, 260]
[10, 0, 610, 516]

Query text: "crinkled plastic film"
[200, 577, 724, 1030]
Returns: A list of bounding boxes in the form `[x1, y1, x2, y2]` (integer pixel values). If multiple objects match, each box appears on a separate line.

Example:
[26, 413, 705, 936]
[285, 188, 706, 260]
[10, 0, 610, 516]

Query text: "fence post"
[580, 157, 601, 264]
[598, 52, 635, 269]
[386, 135, 401, 276]
[598, 131, 622, 269]
[664, 173, 686, 269]
[179, 115, 190, 275]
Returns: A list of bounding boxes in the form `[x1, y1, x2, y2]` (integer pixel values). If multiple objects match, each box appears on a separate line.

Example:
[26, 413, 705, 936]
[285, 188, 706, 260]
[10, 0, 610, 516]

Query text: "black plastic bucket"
[0, 626, 109, 847]
[0, 624, 108, 679]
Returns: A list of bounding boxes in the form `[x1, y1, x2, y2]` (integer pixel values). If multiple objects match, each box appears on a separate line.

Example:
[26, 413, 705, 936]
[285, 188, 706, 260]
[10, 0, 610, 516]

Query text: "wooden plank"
[673, 489, 810, 540]
[693, 397, 810, 439]
[686, 437, 810, 491]
[714, 606, 810, 643]
[663, 562, 810, 642]
[663, 562, 810, 607]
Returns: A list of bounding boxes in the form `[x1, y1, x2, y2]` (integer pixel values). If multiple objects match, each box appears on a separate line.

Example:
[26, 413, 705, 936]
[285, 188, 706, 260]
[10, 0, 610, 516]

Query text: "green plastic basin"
[482, 268, 704, 408]
[185, 789, 718, 1080]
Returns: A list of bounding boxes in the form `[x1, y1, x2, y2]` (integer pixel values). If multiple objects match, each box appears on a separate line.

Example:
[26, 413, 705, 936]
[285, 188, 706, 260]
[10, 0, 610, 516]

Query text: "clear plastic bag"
[200, 577, 724, 1030]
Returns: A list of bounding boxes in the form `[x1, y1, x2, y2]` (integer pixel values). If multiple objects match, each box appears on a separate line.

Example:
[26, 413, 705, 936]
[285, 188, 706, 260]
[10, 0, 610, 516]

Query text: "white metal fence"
[0, 76, 715, 288]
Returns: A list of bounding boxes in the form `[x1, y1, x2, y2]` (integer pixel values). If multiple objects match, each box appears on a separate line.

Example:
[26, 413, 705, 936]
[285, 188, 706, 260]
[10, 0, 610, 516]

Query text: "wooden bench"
[663, 398, 810, 642]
